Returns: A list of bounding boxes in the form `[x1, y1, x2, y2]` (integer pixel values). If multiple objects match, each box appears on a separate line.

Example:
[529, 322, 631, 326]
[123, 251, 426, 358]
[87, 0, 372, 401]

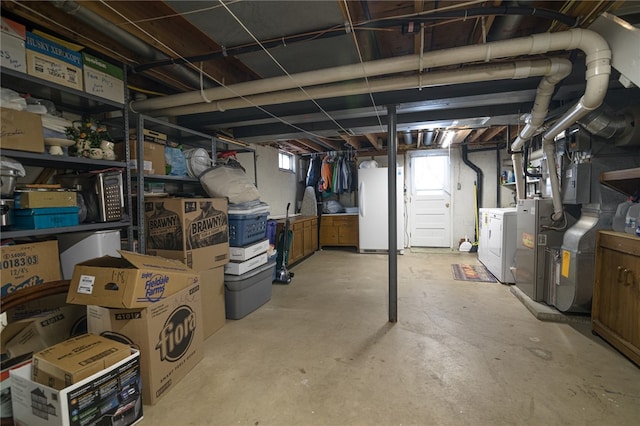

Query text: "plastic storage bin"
[224, 260, 275, 319]
[12, 206, 79, 229]
[228, 213, 269, 247]
[58, 230, 122, 279]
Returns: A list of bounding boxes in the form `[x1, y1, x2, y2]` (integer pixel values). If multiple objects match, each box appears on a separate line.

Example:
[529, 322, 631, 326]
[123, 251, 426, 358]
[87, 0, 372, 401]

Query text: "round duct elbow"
[578, 105, 640, 146]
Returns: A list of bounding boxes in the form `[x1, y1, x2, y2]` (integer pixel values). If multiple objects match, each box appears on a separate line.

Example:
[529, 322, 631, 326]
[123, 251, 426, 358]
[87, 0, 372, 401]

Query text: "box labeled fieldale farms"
[10, 349, 142, 426]
[87, 281, 204, 405]
[65, 250, 199, 308]
[25, 32, 83, 91]
[145, 198, 229, 271]
[1, 240, 62, 297]
[82, 52, 125, 104]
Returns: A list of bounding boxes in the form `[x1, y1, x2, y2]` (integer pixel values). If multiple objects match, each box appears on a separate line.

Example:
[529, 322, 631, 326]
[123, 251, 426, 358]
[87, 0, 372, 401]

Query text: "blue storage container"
[228, 212, 269, 247]
[12, 206, 80, 229]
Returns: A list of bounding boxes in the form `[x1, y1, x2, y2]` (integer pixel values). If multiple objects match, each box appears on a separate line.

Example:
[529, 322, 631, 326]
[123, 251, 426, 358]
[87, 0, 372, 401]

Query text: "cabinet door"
[291, 223, 305, 262]
[593, 232, 640, 365]
[311, 218, 318, 251]
[303, 220, 313, 255]
[320, 217, 339, 246]
[338, 216, 359, 246]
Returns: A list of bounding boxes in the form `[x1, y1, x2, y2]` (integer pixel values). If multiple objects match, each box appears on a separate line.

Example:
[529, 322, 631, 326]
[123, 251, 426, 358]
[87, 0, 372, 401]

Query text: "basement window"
[278, 151, 295, 173]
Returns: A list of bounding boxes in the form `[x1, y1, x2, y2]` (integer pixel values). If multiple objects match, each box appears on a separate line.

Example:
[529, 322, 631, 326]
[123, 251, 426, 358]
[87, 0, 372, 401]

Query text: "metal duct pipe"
[423, 130, 434, 146]
[487, 1, 533, 41]
[403, 130, 413, 145]
[132, 29, 600, 113]
[511, 29, 611, 204]
[52, 0, 213, 89]
[540, 29, 611, 220]
[151, 58, 571, 116]
[577, 105, 629, 139]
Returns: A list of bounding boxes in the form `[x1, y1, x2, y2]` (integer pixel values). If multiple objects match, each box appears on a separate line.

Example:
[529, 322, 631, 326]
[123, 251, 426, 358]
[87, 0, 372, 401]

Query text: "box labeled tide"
[87, 281, 204, 405]
[82, 52, 125, 104]
[10, 349, 142, 426]
[25, 32, 83, 90]
[66, 250, 199, 308]
[1, 17, 26, 72]
[1, 240, 62, 297]
[145, 198, 229, 271]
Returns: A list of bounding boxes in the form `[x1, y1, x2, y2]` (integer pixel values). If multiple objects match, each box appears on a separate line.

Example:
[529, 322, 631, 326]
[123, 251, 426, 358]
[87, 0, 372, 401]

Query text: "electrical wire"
[97, 0, 347, 142]
[217, 0, 353, 137]
[342, 0, 384, 134]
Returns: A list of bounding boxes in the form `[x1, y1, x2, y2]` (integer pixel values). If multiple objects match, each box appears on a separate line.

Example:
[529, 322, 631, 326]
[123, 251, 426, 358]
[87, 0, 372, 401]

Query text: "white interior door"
[409, 153, 451, 247]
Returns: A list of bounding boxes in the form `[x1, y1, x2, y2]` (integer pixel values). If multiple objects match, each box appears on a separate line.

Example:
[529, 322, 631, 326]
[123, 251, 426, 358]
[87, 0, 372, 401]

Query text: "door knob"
[445, 203, 450, 208]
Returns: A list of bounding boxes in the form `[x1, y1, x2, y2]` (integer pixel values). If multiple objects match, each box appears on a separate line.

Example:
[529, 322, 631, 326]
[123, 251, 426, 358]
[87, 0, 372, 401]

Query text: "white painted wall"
[234, 144, 512, 245]
[236, 145, 298, 217]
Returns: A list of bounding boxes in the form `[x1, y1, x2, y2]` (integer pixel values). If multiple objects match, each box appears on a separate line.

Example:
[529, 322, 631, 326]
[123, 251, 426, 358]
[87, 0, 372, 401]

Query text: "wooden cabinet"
[592, 231, 640, 367]
[319, 214, 359, 249]
[276, 216, 317, 265]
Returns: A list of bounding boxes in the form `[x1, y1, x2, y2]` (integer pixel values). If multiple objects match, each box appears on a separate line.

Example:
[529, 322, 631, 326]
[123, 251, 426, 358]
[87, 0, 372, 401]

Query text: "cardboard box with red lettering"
[144, 198, 229, 271]
[65, 250, 199, 308]
[87, 281, 203, 405]
[10, 347, 142, 426]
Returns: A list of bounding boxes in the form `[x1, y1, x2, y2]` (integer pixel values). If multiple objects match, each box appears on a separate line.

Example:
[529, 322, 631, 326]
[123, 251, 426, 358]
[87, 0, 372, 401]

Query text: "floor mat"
[451, 264, 497, 283]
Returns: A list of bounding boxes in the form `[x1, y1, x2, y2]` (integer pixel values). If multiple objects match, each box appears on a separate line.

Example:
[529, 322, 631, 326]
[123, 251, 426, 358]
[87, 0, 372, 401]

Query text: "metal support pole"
[387, 105, 398, 323]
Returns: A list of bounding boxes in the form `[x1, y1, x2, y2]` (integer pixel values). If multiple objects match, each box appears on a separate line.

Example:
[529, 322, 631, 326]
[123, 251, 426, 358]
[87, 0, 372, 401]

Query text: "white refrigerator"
[358, 167, 404, 252]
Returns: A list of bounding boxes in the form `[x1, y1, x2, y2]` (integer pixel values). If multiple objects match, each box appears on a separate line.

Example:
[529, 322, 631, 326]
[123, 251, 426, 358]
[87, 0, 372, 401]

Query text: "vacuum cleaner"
[274, 203, 293, 284]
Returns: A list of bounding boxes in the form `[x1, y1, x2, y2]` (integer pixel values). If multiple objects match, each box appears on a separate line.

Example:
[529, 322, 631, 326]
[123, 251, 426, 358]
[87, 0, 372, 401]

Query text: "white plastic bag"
[199, 164, 260, 204]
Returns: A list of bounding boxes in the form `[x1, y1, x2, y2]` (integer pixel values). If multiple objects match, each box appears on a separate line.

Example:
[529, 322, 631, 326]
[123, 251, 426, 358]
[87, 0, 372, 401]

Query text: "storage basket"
[228, 212, 269, 247]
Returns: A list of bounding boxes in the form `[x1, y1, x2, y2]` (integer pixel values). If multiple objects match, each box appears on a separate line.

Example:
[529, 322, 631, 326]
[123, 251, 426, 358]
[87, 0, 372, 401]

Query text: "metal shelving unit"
[1, 66, 133, 246]
[132, 114, 255, 253]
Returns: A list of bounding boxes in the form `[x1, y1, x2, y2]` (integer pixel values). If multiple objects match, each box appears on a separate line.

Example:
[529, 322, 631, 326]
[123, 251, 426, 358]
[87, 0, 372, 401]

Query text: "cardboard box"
[229, 238, 269, 261]
[128, 128, 167, 145]
[224, 252, 268, 276]
[4, 305, 87, 359]
[25, 32, 83, 91]
[145, 198, 229, 271]
[10, 350, 142, 426]
[87, 282, 204, 405]
[200, 266, 225, 339]
[1, 17, 26, 72]
[0, 107, 45, 153]
[116, 140, 166, 175]
[0, 352, 33, 423]
[1, 240, 62, 297]
[82, 52, 125, 104]
[32, 333, 131, 390]
[14, 190, 77, 209]
[66, 250, 200, 309]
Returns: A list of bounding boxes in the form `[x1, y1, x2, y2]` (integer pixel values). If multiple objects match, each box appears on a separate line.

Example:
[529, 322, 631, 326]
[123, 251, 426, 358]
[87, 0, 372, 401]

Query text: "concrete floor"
[143, 249, 640, 425]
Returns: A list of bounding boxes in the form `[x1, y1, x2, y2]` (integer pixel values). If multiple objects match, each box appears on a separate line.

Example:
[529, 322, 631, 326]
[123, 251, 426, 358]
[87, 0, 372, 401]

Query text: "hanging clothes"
[319, 156, 332, 192]
[341, 156, 350, 193]
[306, 156, 322, 188]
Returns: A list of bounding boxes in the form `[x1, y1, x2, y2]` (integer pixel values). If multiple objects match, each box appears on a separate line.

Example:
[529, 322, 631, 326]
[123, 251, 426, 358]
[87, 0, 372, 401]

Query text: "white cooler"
[58, 230, 121, 279]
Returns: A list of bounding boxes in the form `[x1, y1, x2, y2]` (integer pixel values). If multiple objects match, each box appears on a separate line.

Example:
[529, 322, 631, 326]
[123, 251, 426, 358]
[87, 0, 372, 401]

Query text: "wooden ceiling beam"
[467, 128, 489, 144]
[479, 126, 505, 142]
[294, 139, 326, 153]
[339, 133, 363, 150]
[364, 133, 384, 150]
